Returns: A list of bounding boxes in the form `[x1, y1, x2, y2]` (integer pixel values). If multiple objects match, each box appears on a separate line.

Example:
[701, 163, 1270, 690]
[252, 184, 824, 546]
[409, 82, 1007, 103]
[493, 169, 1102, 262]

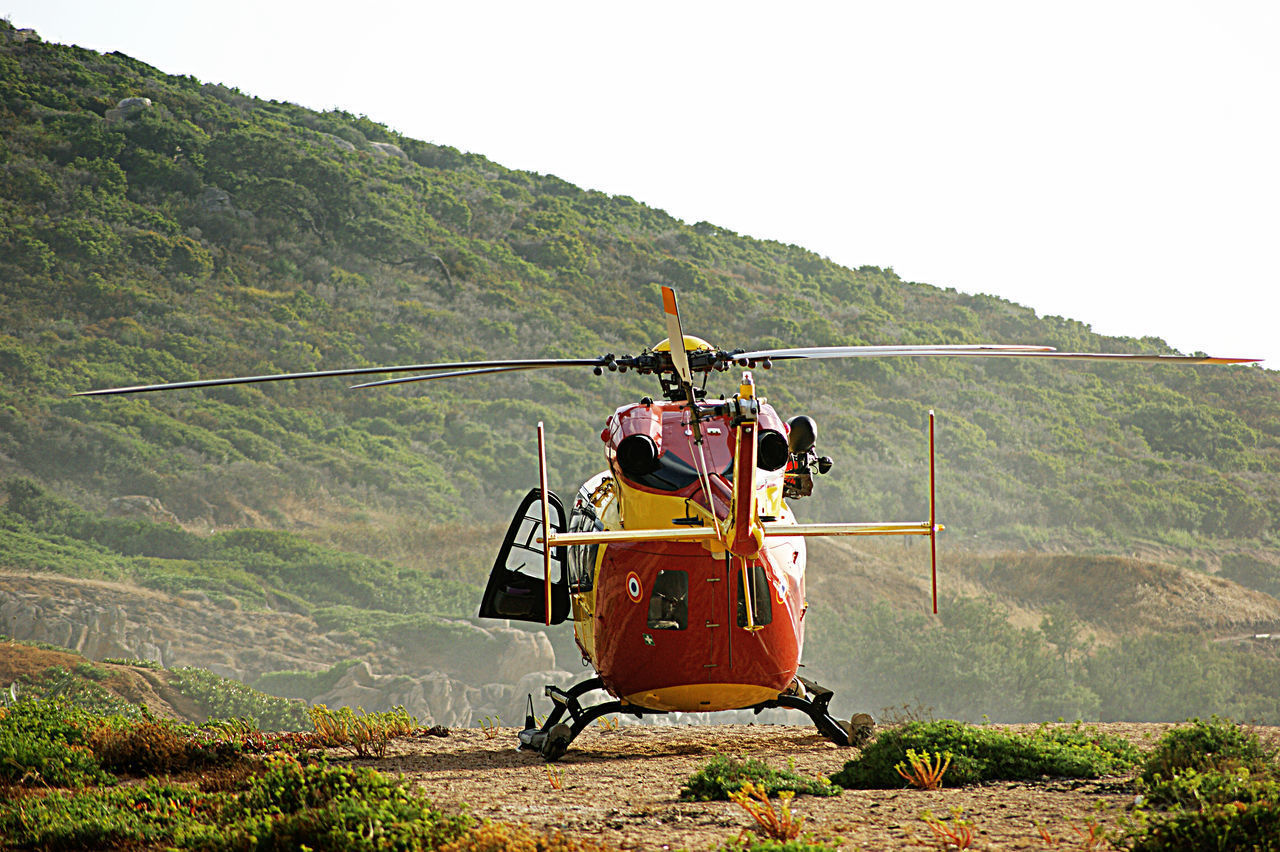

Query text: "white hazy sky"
[6, 1, 1278, 367]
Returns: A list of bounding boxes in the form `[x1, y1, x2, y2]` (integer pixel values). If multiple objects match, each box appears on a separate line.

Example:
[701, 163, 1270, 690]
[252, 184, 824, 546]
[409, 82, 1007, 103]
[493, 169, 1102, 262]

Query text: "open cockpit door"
[479, 488, 570, 624]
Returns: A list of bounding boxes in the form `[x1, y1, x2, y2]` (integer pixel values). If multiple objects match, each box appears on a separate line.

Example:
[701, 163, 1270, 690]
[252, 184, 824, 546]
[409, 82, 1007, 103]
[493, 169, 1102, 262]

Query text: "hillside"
[1, 19, 1277, 549]
[2, 19, 1280, 727]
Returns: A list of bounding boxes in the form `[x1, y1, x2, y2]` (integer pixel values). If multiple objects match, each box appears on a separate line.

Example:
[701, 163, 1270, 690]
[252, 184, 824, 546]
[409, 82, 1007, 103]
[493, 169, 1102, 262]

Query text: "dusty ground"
[351, 721, 1280, 851]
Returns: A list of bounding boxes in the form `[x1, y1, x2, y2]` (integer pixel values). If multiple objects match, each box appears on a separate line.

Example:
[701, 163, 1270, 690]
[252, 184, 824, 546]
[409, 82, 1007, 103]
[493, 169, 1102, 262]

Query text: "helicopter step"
[516, 675, 875, 761]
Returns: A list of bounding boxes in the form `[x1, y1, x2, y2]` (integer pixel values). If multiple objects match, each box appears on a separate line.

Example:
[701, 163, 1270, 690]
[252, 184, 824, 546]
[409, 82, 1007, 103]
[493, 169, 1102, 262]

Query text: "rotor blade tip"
[662, 287, 677, 314]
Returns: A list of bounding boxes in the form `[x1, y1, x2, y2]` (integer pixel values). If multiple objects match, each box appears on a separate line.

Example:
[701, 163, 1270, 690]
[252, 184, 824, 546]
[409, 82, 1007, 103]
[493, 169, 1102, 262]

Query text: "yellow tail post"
[929, 409, 938, 615]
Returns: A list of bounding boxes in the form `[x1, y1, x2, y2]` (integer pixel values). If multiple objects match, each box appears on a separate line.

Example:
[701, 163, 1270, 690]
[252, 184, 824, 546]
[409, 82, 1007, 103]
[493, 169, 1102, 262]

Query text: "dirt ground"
[353, 721, 1280, 851]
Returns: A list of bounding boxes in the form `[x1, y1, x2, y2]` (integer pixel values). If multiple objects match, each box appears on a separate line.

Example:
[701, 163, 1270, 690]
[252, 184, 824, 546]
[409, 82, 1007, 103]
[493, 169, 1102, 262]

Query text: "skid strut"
[751, 675, 875, 747]
[517, 675, 875, 761]
[517, 676, 659, 761]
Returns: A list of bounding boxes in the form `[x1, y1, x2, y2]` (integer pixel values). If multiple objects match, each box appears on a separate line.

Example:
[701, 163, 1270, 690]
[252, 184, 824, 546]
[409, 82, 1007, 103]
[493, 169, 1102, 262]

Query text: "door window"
[647, 570, 688, 630]
[736, 562, 773, 628]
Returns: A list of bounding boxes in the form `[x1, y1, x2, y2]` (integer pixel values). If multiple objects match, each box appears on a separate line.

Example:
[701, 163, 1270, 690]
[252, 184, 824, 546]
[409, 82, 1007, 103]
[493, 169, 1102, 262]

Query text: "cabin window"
[567, 506, 602, 593]
[647, 570, 688, 630]
[736, 563, 773, 628]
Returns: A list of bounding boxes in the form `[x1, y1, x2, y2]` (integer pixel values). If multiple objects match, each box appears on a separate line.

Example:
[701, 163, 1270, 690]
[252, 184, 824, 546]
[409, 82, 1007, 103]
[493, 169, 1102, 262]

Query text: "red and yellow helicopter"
[79, 286, 1258, 760]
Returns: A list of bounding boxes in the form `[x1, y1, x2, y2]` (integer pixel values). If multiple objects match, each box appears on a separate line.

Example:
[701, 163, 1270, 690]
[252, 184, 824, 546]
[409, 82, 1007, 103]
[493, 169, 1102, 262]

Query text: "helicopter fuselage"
[566, 398, 807, 712]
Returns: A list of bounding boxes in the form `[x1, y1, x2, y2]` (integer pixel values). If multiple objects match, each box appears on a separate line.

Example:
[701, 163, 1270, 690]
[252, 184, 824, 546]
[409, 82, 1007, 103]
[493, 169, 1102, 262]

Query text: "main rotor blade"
[350, 364, 552, 388]
[734, 344, 1259, 365]
[75, 357, 609, 396]
[661, 286, 694, 386]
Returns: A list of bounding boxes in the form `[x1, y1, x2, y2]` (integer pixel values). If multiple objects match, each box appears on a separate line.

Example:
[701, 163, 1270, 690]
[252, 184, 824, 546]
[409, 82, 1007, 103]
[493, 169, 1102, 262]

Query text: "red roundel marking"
[625, 571, 642, 603]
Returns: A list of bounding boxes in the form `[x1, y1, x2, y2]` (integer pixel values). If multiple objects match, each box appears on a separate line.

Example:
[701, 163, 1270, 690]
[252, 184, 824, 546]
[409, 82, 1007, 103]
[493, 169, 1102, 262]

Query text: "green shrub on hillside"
[253, 659, 363, 700]
[168, 666, 311, 730]
[830, 721, 1140, 789]
[807, 600, 1280, 725]
[0, 478, 480, 619]
[11, 663, 143, 716]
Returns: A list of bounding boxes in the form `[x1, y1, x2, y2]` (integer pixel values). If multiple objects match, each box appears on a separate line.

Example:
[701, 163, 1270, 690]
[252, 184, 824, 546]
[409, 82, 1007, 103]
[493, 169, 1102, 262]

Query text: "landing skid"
[752, 675, 875, 748]
[517, 675, 874, 761]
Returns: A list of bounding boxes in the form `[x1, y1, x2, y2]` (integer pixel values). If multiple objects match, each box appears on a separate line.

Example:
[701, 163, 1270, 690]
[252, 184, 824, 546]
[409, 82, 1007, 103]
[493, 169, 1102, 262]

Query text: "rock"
[369, 141, 408, 161]
[317, 132, 356, 152]
[508, 669, 581, 726]
[314, 681, 383, 710]
[492, 627, 557, 683]
[108, 495, 179, 525]
[105, 97, 153, 122]
[421, 671, 460, 724]
[343, 660, 377, 688]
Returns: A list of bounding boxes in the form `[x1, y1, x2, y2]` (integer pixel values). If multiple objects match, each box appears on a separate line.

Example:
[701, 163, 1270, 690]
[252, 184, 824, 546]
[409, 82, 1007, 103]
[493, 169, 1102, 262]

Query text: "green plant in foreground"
[714, 840, 836, 852]
[895, 748, 952, 790]
[681, 754, 838, 801]
[729, 781, 805, 841]
[436, 821, 621, 851]
[0, 753, 473, 852]
[86, 716, 233, 775]
[1140, 765, 1280, 810]
[831, 720, 1140, 789]
[478, 714, 500, 739]
[308, 703, 419, 757]
[1140, 716, 1275, 785]
[921, 807, 975, 850]
[0, 698, 113, 787]
[0, 779, 224, 850]
[1125, 801, 1280, 852]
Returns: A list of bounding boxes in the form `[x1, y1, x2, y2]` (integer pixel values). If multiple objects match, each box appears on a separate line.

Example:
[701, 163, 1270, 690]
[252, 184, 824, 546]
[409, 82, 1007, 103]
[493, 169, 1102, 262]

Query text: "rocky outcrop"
[0, 573, 576, 725]
[108, 495, 180, 525]
[106, 96, 152, 122]
[369, 141, 408, 161]
[308, 661, 580, 727]
[316, 132, 356, 152]
[198, 186, 252, 219]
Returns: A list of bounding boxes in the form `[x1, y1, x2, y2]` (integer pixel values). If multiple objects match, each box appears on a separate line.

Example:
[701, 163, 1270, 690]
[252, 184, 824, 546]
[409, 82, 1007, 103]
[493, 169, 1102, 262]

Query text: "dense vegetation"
[0, 477, 476, 619]
[807, 595, 1280, 723]
[1, 19, 1277, 558]
[0, 699, 474, 850]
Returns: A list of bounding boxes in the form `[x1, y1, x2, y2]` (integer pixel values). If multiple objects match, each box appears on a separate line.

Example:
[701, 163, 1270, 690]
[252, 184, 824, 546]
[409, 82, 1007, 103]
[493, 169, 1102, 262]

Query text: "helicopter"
[78, 286, 1259, 760]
